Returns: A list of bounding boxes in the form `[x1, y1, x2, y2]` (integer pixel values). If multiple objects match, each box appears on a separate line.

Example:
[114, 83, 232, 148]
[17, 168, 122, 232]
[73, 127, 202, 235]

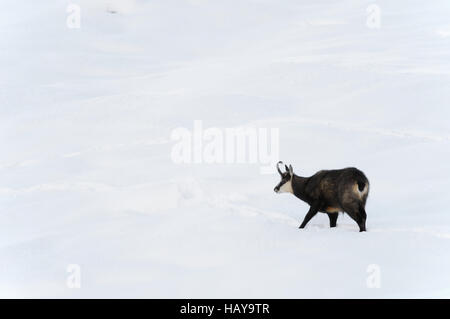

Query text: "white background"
[1, 0, 450, 297]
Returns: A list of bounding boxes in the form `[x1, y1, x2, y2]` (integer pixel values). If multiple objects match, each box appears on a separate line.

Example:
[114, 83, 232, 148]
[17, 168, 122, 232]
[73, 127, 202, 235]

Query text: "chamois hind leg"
[343, 202, 366, 232]
[359, 206, 367, 231]
[327, 213, 338, 228]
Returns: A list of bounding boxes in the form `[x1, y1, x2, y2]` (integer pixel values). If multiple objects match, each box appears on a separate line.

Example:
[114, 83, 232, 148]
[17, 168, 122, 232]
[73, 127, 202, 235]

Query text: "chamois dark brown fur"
[274, 162, 370, 232]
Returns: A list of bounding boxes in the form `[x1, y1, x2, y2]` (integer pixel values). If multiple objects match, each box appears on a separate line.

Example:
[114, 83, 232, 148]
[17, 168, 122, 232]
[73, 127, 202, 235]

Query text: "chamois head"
[274, 161, 294, 194]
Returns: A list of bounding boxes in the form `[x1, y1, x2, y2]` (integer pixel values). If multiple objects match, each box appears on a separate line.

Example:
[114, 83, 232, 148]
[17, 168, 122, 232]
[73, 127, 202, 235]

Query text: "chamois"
[274, 162, 370, 232]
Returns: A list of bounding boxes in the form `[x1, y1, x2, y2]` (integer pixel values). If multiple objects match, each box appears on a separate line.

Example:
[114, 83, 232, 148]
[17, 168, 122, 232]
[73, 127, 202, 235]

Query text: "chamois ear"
[289, 165, 293, 176]
[285, 165, 289, 172]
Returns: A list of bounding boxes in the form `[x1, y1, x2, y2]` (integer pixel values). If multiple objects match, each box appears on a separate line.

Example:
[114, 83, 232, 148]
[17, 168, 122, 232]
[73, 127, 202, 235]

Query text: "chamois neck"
[291, 174, 310, 202]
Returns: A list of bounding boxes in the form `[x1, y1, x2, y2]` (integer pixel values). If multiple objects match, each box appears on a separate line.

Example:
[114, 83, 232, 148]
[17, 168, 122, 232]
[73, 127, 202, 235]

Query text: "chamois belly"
[324, 206, 342, 213]
[319, 201, 342, 213]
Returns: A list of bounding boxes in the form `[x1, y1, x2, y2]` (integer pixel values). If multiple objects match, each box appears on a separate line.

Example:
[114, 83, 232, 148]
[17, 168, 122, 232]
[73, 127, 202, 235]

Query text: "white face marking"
[278, 179, 293, 194]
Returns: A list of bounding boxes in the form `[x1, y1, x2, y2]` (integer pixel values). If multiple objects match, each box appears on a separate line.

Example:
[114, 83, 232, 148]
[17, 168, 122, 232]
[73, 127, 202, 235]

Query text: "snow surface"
[1, 0, 450, 298]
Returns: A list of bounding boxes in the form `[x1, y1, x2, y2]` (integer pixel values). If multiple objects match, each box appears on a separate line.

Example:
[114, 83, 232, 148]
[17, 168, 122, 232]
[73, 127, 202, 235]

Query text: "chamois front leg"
[299, 204, 319, 229]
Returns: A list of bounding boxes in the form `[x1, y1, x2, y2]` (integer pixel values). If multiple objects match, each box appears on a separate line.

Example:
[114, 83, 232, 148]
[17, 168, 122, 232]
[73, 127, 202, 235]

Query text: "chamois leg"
[299, 205, 319, 229]
[359, 206, 367, 232]
[327, 213, 338, 228]
[344, 205, 366, 232]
